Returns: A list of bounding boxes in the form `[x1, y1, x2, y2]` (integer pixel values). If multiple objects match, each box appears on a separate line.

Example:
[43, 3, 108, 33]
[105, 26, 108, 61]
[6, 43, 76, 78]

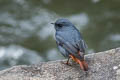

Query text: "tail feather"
[77, 59, 88, 71]
[69, 54, 88, 71]
[81, 60, 88, 71]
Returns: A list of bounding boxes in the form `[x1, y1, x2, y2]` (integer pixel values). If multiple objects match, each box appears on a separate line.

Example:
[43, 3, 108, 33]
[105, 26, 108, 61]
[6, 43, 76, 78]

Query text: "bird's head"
[51, 19, 74, 31]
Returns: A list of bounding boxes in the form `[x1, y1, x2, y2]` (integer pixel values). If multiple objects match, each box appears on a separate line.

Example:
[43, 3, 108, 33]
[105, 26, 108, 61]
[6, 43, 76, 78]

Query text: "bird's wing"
[76, 39, 87, 53]
[57, 45, 69, 57]
[56, 35, 83, 59]
[74, 39, 87, 59]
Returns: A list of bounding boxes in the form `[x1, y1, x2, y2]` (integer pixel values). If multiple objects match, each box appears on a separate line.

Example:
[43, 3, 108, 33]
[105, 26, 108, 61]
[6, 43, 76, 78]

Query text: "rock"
[0, 48, 120, 80]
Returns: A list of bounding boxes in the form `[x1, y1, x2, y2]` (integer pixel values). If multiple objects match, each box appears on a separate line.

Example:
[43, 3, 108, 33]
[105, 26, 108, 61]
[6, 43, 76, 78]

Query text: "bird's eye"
[57, 24, 62, 27]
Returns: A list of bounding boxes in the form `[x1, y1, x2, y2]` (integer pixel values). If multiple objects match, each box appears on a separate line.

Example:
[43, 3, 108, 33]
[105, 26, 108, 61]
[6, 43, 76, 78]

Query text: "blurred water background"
[0, 0, 120, 70]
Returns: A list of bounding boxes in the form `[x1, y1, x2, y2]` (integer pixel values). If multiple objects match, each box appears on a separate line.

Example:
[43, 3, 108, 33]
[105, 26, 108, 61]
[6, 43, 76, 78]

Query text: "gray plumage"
[53, 19, 87, 60]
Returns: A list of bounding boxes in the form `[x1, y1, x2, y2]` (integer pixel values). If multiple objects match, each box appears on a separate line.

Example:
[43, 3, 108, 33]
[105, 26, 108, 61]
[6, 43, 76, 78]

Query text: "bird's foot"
[61, 61, 71, 66]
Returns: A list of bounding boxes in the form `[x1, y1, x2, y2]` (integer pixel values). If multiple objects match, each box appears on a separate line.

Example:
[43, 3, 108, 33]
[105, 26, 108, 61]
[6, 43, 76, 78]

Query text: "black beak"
[51, 23, 55, 25]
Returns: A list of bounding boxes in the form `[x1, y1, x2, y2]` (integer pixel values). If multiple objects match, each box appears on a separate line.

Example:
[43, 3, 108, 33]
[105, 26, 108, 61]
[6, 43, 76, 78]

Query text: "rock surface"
[0, 48, 120, 80]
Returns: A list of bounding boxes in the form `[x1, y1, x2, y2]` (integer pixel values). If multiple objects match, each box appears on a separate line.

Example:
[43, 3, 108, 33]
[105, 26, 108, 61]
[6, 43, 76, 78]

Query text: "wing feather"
[56, 35, 83, 59]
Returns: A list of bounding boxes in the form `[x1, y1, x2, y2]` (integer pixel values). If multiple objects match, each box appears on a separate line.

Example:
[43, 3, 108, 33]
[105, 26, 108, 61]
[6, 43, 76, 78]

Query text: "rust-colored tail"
[80, 60, 88, 71]
[69, 54, 88, 71]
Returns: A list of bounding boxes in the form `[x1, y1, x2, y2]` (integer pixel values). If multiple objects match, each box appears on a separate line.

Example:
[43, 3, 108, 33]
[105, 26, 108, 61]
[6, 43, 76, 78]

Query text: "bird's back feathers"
[55, 26, 87, 60]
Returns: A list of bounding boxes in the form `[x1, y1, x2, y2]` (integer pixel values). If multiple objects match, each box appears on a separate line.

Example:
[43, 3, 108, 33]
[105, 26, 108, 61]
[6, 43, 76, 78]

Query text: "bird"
[51, 19, 88, 71]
